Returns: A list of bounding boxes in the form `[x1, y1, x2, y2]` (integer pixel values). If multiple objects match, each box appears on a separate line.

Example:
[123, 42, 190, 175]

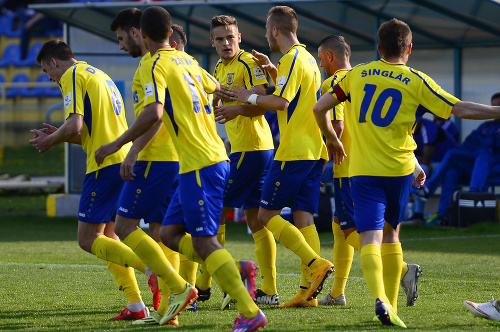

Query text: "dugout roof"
[31, 0, 500, 54]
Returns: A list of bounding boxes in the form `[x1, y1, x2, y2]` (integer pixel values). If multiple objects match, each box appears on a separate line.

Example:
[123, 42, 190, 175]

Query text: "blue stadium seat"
[6, 72, 30, 98]
[0, 44, 22, 68]
[0, 15, 22, 38]
[13, 42, 43, 67]
[26, 73, 61, 98]
[0, 73, 5, 98]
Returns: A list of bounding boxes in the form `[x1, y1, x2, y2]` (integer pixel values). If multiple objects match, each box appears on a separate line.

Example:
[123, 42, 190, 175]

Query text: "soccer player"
[313, 18, 500, 327]
[94, 6, 267, 331]
[229, 5, 334, 307]
[109, 8, 197, 325]
[29, 40, 154, 321]
[202, 14, 278, 306]
[465, 297, 500, 323]
[315, 34, 422, 309]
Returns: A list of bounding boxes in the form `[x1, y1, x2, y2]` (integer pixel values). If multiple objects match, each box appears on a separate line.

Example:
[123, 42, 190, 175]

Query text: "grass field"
[1, 194, 500, 331]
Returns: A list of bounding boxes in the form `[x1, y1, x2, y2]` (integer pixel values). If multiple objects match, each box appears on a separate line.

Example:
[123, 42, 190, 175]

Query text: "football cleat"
[222, 292, 235, 310]
[305, 258, 334, 301]
[279, 288, 318, 308]
[187, 298, 198, 312]
[254, 289, 280, 305]
[231, 309, 267, 332]
[132, 311, 179, 326]
[464, 299, 500, 323]
[159, 283, 198, 326]
[109, 307, 149, 321]
[147, 272, 161, 311]
[239, 260, 258, 300]
[375, 298, 407, 328]
[196, 286, 211, 302]
[318, 293, 346, 306]
[400, 264, 422, 306]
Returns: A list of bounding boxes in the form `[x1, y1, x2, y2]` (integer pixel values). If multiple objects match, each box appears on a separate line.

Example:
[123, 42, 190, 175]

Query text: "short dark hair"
[171, 23, 187, 47]
[377, 18, 412, 58]
[267, 6, 297, 35]
[492, 92, 500, 101]
[140, 6, 172, 43]
[210, 15, 238, 35]
[36, 39, 74, 64]
[110, 7, 142, 32]
[318, 34, 351, 59]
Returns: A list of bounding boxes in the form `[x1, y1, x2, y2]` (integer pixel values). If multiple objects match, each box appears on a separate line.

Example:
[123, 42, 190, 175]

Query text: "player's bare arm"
[120, 119, 163, 182]
[29, 113, 83, 153]
[313, 92, 346, 164]
[453, 101, 500, 119]
[214, 84, 267, 124]
[229, 84, 288, 111]
[95, 102, 163, 166]
[251, 49, 277, 85]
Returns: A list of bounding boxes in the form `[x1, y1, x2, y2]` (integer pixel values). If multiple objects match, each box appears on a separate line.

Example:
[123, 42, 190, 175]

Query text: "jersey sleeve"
[322, 77, 344, 121]
[273, 51, 303, 103]
[200, 67, 218, 94]
[241, 55, 268, 89]
[61, 67, 84, 119]
[140, 55, 166, 107]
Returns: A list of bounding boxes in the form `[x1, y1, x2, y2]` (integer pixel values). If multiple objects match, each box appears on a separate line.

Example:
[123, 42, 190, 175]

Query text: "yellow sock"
[206, 249, 259, 318]
[159, 242, 180, 272]
[179, 254, 198, 286]
[218, 224, 226, 247]
[360, 244, 389, 303]
[400, 261, 408, 280]
[299, 225, 320, 289]
[178, 233, 205, 265]
[123, 229, 186, 295]
[266, 215, 317, 266]
[194, 225, 225, 291]
[345, 231, 361, 252]
[106, 261, 142, 304]
[91, 235, 145, 273]
[331, 222, 354, 298]
[252, 227, 277, 295]
[381, 242, 403, 311]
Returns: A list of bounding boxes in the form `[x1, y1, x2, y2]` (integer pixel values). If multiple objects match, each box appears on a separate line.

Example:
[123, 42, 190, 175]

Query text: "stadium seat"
[0, 15, 22, 38]
[13, 42, 43, 67]
[0, 44, 22, 68]
[0, 73, 5, 98]
[26, 73, 61, 98]
[6, 72, 30, 98]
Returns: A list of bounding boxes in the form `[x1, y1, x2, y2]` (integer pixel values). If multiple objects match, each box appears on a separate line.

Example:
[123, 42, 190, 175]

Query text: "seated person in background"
[415, 92, 500, 225]
[434, 115, 459, 143]
[407, 117, 458, 222]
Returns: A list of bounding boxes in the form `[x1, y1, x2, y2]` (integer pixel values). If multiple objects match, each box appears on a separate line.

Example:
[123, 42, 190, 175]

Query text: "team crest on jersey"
[227, 73, 235, 85]
[253, 67, 265, 80]
[144, 83, 153, 97]
[277, 76, 287, 89]
[64, 92, 72, 109]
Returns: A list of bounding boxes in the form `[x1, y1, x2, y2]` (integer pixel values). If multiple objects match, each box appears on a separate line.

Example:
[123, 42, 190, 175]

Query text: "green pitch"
[0, 195, 499, 331]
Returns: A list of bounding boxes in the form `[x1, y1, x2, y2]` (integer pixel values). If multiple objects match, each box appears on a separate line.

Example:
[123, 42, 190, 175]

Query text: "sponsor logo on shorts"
[196, 227, 204, 232]
[119, 207, 128, 213]
[78, 212, 85, 217]
[261, 200, 268, 205]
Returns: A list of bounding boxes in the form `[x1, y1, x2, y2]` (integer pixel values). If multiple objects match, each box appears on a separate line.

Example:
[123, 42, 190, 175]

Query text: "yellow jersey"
[331, 58, 459, 177]
[141, 48, 228, 174]
[214, 50, 274, 153]
[133, 53, 178, 162]
[273, 44, 328, 161]
[59, 61, 131, 174]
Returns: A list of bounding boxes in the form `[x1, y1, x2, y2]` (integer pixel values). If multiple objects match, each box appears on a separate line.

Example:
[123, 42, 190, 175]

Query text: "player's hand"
[228, 84, 252, 103]
[326, 138, 346, 165]
[39, 123, 58, 135]
[120, 152, 138, 182]
[251, 50, 276, 72]
[214, 105, 241, 124]
[95, 141, 120, 166]
[29, 129, 52, 153]
[214, 86, 233, 102]
[413, 169, 426, 188]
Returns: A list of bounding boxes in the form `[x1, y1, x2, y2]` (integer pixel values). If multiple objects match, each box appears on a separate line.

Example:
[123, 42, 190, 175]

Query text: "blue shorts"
[350, 174, 412, 232]
[224, 150, 273, 210]
[117, 161, 179, 224]
[333, 178, 356, 230]
[79, 164, 123, 224]
[260, 159, 324, 213]
[163, 161, 229, 237]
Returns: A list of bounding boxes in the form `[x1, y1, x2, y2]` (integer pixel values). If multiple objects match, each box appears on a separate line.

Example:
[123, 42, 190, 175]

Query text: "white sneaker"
[317, 293, 346, 306]
[464, 299, 500, 323]
[400, 264, 422, 306]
